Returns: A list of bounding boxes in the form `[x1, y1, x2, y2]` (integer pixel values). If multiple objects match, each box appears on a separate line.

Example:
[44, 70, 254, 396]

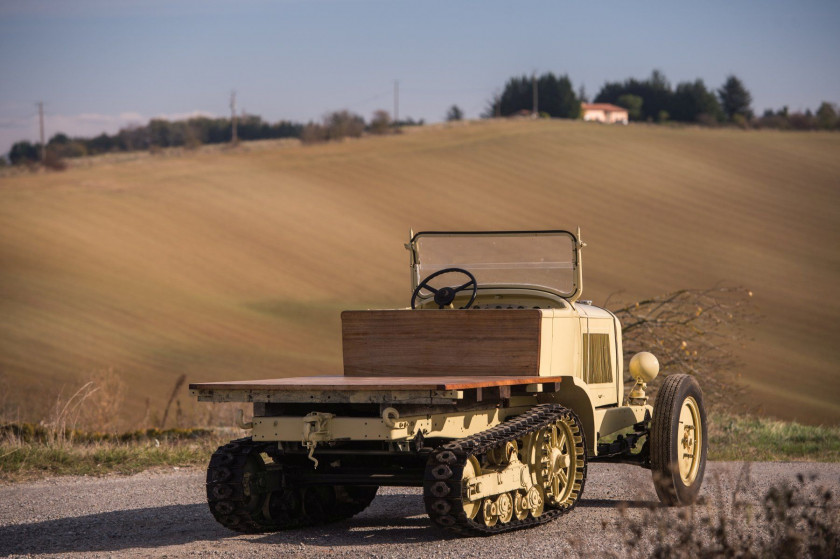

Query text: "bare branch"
[610, 286, 758, 412]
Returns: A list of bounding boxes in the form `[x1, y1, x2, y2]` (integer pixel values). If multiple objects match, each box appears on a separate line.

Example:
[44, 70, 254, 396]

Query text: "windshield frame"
[407, 229, 583, 302]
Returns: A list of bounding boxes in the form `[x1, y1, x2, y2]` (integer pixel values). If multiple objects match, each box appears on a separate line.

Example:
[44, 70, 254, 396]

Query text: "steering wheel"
[411, 267, 478, 309]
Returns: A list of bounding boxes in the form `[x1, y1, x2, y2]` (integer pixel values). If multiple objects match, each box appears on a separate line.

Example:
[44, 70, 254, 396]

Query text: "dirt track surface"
[1, 462, 838, 558]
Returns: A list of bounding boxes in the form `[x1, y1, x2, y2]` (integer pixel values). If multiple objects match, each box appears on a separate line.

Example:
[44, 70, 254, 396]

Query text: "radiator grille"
[582, 333, 613, 384]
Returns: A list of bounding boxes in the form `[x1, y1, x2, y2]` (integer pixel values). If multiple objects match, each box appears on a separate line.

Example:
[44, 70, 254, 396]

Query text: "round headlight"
[629, 352, 660, 383]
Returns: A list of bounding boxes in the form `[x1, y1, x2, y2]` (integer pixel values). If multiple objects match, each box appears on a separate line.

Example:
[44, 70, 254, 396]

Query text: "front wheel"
[650, 374, 707, 505]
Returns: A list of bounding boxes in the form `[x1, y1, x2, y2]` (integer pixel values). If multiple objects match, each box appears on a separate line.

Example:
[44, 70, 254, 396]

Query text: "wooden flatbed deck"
[189, 375, 563, 392]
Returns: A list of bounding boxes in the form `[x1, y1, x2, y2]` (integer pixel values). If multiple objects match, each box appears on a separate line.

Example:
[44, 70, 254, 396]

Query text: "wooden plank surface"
[342, 309, 542, 377]
[189, 375, 563, 392]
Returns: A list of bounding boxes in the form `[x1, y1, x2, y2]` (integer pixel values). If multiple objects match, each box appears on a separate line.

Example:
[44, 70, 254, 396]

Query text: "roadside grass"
[709, 412, 840, 462]
[0, 425, 240, 482]
[2, 412, 839, 483]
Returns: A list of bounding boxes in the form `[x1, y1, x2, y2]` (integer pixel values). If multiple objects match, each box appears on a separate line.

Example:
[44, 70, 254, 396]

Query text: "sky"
[1, 0, 838, 155]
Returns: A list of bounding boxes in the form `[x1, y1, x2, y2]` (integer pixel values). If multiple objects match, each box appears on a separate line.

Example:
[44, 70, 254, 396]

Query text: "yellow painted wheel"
[461, 456, 482, 520]
[547, 422, 576, 505]
[482, 497, 499, 527]
[651, 374, 708, 506]
[512, 491, 529, 520]
[496, 492, 513, 524]
[533, 414, 585, 510]
[527, 485, 544, 518]
[678, 396, 702, 485]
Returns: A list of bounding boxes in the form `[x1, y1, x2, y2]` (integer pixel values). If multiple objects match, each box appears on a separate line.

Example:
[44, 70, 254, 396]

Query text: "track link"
[423, 404, 587, 535]
[206, 437, 377, 533]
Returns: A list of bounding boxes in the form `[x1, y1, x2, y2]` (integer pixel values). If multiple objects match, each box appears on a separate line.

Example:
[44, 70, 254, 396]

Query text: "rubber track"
[206, 437, 377, 533]
[423, 404, 587, 535]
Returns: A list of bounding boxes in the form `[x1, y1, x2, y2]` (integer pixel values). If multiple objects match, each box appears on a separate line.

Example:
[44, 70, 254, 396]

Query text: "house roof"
[581, 103, 627, 113]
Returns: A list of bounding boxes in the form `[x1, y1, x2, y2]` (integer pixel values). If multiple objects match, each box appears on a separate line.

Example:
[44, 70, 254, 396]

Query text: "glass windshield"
[412, 231, 578, 297]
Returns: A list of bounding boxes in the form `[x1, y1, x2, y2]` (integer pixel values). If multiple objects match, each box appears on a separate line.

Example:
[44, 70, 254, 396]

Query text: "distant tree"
[489, 72, 580, 118]
[718, 75, 753, 121]
[147, 119, 173, 148]
[787, 111, 817, 130]
[301, 122, 327, 144]
[43, 149, 67, 171]
[47, 132, 87, 158]
[9, 141, 38, 164]
[482, 92, 502, 118]
[816, 102, 838, 130]
[578, 85, 589, 104]
[671, 79, 723, 123]
[616, 94, 643, 121]
[269, 120, 303, 139]
[595, 70, 672, 122]
[393, 116, 424, 127]
[537, 73, 580, 118]
[324, 110, 365, 140]
[445, 105, 464, 122]
[48, 132, 71, 146]
[368, 110, 392, 134]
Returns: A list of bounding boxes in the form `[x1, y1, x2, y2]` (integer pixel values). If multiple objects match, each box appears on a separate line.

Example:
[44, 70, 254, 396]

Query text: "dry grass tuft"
[600, 465, 840, 558]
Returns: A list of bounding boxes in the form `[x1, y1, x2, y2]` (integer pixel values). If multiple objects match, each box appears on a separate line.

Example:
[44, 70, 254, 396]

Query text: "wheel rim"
[512, 491, 529, 520]
[678, 396, 702, 484]
[462, 456, 482, 519]
[496, 492, 513, 523]
[544, 421, 577, 506]
[242, 453, 270, 512]
[482, 498, 499, 527]
[527, 485, 544, 518]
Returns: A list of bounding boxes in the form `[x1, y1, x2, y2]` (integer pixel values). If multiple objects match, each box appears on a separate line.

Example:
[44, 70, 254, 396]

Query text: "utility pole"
[532, 73, 538, 118]
[230, 90, 238, 144]
[37, 101, 46, 162]
[393, 80, 399, 126]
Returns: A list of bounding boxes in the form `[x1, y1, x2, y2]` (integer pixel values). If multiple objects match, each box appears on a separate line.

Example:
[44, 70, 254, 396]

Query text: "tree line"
[5, 110, 428, 166]
[5, 70, 838, 166]
[487, 70, 839, 130]
[7, 115, 302, 165]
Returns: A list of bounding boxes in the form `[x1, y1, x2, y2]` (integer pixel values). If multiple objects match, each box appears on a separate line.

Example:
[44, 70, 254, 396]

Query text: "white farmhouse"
[581, 103, 629, 124]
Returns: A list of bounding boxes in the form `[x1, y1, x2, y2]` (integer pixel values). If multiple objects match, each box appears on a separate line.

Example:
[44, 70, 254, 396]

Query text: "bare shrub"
[77, 368, 126, 432]
[301, 122, 327, 144]
[43, 150, 67, 171]
[160, 374, 186, 429]
[43, 382, 99, 445]
[608, 286, 757, 410]
[324, 110, 365, 140]
[602, 466, 840, 558]
[368, 109, 392, 134]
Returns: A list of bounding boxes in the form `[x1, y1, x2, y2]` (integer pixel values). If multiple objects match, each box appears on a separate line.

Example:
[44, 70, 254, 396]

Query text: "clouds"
[0, 109, 217, 156]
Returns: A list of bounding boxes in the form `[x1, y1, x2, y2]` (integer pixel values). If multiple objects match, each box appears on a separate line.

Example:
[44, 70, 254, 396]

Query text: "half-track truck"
[191, 229, 707, 535]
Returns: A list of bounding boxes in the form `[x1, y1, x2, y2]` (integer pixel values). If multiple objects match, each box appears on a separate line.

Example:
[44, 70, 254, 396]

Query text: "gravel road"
[1, 462, 838, 558]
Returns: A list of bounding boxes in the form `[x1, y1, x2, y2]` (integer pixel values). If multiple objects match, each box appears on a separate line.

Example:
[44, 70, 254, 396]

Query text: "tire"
[650, 374, 707, 505]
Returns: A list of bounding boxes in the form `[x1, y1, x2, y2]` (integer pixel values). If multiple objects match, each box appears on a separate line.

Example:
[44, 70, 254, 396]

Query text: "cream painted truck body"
[191, 229, 706, 535]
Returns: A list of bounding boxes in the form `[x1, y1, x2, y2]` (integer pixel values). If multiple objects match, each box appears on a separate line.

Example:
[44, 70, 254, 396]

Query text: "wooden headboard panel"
[341, 309, 542, 377]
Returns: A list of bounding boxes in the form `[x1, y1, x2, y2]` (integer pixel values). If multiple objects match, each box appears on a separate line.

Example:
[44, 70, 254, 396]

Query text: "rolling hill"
[1, 119, 838, 426]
